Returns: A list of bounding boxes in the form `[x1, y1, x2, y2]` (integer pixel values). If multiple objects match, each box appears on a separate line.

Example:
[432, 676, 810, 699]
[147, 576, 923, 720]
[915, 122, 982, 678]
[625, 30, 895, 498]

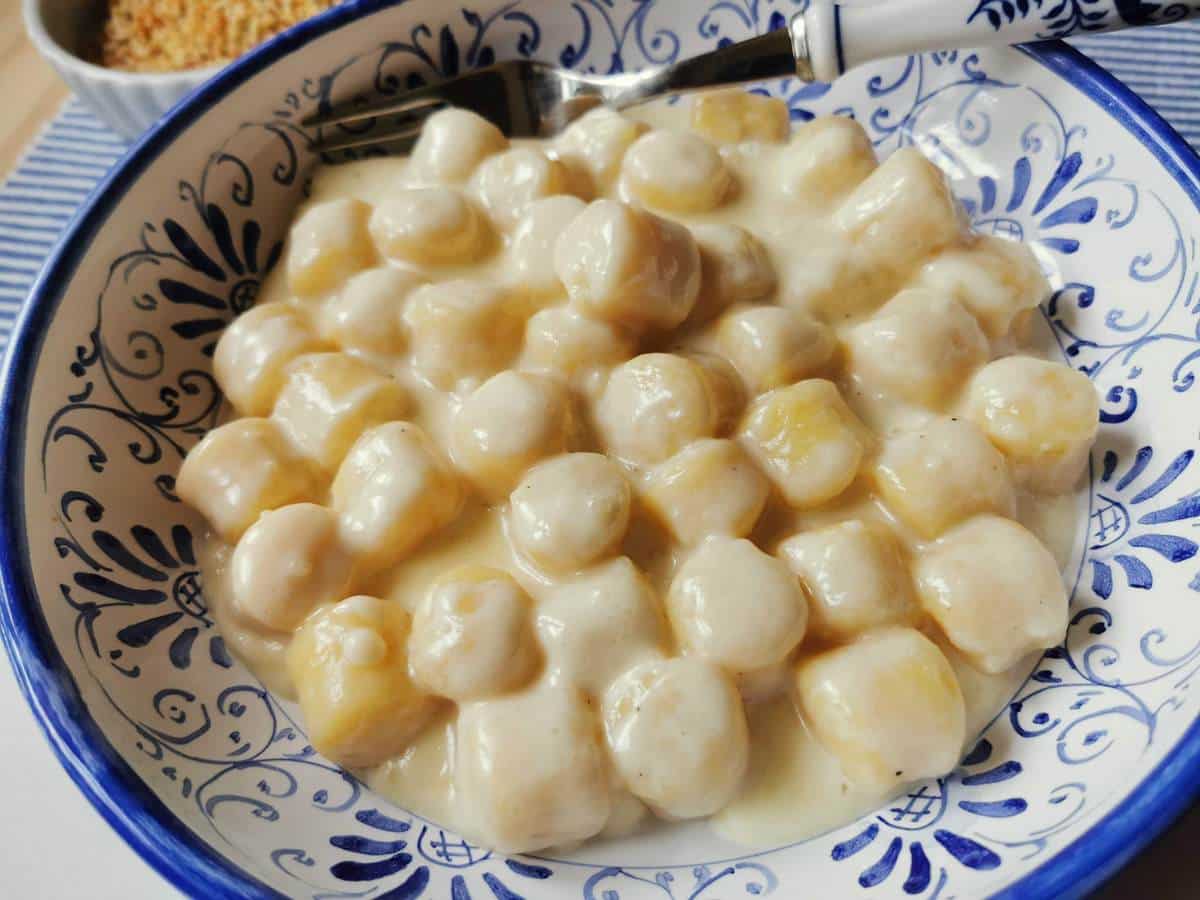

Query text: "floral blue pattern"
[8, 0, 1200, 897]
[967, 0, 1196, 39]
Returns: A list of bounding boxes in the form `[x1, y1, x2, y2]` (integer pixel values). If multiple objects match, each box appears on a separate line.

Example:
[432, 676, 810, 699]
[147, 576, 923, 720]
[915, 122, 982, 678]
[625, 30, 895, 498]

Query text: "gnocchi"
[368, 186, 490, 266]
[332, 422, 464, 572]
[844, 289, 988, 408]
[319, 266, 424, 355]
[471, 147, 572, 230]
[508, 195, 587, 301]
[408, 107, 508, 184]
[213, 303, 325, 417]
[402, 279, 522, 390]
[536, 556, 667, 695]
[796, 627, 966, 788]
[286, 197, 376, 297]
[778, 116, 877, 205]
[667, 537, 808, 671]
[177, 417, 319, 542]
[288, 596, 438, 768]
[778, 520, 916, 640]
[509, 453, 631, 573]
[554, 199, 701, 331]
[621, 129, 734, 213]
[872, 416, 1016, 539]
[642, 439, 768, 543]
[408, 566, 539, 700]
[689, 223, 777, 323]
[187, 95, 1096, 855]
[456, 683, 612, 853]
[691, 89, 789, 144]
[738, 379, 869, 508]
[604, 657, 749, 819]
[451, 371, 574, 500]
[596, 353, 718, 466]
[913, 235, 1050, 339]
[914, 515, 1069, 674]
[965, 356, 1099, 493]
[231, 503, 353, 633]
[271, 352, 409, 472]
[717, 305, 835, 394]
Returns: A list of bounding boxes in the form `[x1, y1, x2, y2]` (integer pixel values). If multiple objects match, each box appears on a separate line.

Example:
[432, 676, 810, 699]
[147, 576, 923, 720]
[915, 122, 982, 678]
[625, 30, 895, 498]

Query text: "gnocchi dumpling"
[332, 422, 464, 572]
[872, 416, 1016, 539]
[231, 503, 353, 633]
[690, 89, 790, 144]
[554, 200, 701, 331]
[621, 129, 734, 214]
[717, 305, 835, 394]
[271, 352, 409, 472]
[796, 626, 965, 788]
[319, 267, 424, 355]
[408, 566, 539, 700]
[407, 107, 508, 184]
[520, 306, 636, 382]
[288, 595, 438, 768]
[596, 354, 718, 465]
[450, 371, 574, 501]
[286, 197, 377, 297]
[509, 453, 631, 573]
[536, 556, 667, 695]
[913, 235, 1049, 339]
[456, 683, 612, 853]
[965, 356, 1099, 494]
[368, 186, 490, 266]
[508, 195, 587, 301]
[738, 379, 869, 509]
[690, 223, 777, 323]
[603, 657, 749, 819]
[778, 116, 877, 205]
[643, 439, 768, 544]
[402, 280, 521, 390]
[685, 351, 746, 435]
[471, 147, 572, 230]
[554, 107, 648, 191]
[778, 520, 915, 641]
[834, 147, 963, 276]
[667, 537, 808, 671]
[844, 289, 988, 407]
[177, 418, 320, 543]
[915, 515, 1068, 674]
[213, 303, 325, 417]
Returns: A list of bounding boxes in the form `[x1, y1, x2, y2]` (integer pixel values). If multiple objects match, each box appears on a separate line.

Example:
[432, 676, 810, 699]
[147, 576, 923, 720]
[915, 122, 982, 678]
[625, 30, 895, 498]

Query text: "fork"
[306, 0, 1200, 155]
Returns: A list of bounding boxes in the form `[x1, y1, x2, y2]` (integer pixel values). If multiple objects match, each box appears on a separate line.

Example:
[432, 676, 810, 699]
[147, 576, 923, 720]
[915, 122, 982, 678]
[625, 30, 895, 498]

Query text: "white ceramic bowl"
[23, 0, 221, 139]
[3, 1, 1199, 897]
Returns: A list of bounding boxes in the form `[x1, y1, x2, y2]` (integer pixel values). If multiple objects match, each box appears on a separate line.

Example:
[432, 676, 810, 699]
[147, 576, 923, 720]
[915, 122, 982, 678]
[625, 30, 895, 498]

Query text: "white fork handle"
[799, 0, 1200, 82]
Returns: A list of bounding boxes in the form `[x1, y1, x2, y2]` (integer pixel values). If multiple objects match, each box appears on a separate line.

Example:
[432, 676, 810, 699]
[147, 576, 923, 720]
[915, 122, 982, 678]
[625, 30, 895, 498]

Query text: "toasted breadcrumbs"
[100, 1, 341, 72]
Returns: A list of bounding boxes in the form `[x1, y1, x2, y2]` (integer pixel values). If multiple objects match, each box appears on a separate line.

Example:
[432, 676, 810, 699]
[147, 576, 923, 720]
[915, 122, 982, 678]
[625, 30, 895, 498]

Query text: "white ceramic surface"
[23, 0, 221, 139]
[2, 1, 1199, 898]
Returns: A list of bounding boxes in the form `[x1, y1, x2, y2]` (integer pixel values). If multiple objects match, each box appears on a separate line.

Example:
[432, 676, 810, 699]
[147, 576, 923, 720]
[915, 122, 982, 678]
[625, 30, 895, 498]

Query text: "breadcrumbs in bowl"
[100, 0, 342, 72]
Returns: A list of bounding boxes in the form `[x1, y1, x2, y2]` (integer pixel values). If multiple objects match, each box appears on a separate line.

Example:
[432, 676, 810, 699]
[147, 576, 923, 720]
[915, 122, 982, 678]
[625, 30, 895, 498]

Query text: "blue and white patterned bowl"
[2, 1, 1199, 897]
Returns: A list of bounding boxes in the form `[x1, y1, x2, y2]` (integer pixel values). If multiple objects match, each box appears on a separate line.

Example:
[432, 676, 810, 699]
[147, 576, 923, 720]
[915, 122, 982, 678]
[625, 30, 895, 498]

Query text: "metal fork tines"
[304, 29, 805, 156]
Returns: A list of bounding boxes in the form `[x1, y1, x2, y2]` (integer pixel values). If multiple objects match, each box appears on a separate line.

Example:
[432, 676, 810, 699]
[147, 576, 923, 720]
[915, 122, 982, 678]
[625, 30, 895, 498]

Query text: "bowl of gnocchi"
[3, 0, 1199, 897]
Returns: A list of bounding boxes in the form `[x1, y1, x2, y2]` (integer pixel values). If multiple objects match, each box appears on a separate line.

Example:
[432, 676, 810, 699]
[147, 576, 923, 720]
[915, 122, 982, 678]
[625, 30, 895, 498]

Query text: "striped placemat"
[2, 22, 1199, 352]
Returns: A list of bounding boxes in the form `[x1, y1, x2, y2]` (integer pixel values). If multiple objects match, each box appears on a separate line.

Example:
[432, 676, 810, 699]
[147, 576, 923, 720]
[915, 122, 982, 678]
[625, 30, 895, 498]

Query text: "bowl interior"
[4, 1, 1200, 898]
[32, 0, 108, 61]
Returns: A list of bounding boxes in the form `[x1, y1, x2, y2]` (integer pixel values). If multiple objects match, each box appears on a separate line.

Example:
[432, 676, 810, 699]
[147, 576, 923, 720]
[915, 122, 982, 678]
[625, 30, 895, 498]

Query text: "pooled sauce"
[190, 91, 1094, 853]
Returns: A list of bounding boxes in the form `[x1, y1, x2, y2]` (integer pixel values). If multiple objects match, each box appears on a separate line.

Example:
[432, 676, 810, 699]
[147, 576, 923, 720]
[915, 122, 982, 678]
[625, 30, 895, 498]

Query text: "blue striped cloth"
[2, 23, 1199, 351]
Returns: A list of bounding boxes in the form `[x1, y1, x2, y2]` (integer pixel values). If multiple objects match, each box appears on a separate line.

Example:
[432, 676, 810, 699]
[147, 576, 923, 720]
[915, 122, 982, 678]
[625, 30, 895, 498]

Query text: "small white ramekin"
[23, 0, 223, 140]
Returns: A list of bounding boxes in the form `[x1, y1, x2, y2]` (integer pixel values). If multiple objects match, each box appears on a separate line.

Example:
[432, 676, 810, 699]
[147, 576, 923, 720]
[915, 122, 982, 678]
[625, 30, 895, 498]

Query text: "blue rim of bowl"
[1, 2, 1198, 896]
